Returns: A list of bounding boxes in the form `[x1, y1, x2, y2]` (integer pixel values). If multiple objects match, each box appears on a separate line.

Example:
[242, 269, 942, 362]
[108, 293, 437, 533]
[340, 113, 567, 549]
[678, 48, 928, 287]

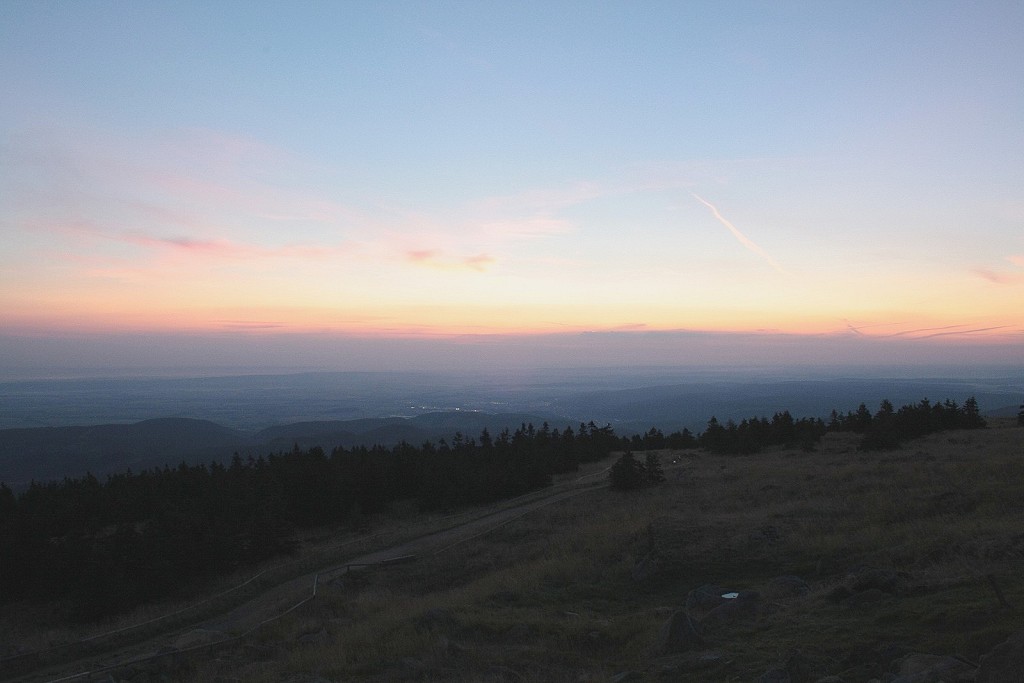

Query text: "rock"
[977, 629, 1024, 682]
[813, 677, 846, 683]
[653, 610, 703, 653]
[608, 672, 641, 682]
[764, 575, 810, 600]
[685, 584, 726, 612]
[758, 669, 791, 683]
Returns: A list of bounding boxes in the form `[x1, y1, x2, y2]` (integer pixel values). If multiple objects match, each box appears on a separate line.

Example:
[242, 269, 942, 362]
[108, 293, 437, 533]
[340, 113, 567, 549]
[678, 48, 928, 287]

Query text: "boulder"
[653, 610, 703, 653]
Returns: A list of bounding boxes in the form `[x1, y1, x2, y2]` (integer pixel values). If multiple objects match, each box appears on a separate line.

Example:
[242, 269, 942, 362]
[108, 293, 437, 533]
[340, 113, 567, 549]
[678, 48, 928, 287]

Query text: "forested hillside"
[0, 421, 617, 618]
[0, 397, 990, 620]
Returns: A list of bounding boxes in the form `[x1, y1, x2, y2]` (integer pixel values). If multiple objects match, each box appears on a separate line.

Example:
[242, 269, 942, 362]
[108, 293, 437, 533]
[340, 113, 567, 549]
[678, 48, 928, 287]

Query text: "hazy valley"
[2, 367, 1022, 488]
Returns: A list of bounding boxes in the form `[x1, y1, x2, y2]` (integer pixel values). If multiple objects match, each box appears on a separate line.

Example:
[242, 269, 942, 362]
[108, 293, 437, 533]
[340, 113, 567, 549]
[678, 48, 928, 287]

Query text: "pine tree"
[643, 452, 665, 484]
[609, 452, 644, 490]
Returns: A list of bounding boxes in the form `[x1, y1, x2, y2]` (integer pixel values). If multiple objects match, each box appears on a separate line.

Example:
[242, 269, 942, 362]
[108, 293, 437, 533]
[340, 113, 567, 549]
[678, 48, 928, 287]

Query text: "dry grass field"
[4, 420, 1022, 682]
[171, 419, 1023, 682]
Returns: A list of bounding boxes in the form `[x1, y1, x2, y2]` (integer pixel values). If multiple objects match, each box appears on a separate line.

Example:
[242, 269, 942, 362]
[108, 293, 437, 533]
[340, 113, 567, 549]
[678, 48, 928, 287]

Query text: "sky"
[1, 1, 1023, 377]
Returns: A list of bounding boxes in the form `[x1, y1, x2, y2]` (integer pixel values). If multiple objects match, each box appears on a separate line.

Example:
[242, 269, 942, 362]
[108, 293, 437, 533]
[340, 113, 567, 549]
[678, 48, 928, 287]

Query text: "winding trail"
[3, 472, 608, 683]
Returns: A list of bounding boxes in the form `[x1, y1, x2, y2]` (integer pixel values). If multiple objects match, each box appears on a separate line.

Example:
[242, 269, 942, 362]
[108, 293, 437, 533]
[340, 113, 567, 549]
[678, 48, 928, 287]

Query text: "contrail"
[691, 192, 787, 275]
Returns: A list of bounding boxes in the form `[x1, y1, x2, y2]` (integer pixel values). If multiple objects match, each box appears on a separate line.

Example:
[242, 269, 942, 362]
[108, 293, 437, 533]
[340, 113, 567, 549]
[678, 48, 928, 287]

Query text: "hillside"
[5, 420, 1022, 681]
[0, 411, 560, 489]
[199, 421, 1024, 681]
[0, 418, 252, 488]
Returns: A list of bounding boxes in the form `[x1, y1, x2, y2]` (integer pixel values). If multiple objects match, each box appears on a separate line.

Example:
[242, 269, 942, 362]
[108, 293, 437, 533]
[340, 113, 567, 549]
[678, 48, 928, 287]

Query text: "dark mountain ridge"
[0, 411, 561, 489]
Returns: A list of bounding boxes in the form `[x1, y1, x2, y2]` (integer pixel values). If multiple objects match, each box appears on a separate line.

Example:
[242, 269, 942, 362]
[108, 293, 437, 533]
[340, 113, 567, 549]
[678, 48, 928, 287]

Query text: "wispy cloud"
[406, 249, 495, 272]
[41, 219, 350, 263]
[842, 321, 1017, 341]
[213, 320, 287, 330]
[691, 193, 788, 275]
[912, 325, 1014, 339]
[973, 268, 1024, 285]
[1009, 254, 1024, 267]
[124, 231, 348, 260]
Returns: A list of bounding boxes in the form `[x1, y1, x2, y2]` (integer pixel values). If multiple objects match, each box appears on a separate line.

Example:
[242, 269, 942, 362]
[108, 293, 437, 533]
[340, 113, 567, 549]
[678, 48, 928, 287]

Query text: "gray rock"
[653, 610, 703, 653]
[758, 669, 791, 683]
[976, 629, 1024, 682]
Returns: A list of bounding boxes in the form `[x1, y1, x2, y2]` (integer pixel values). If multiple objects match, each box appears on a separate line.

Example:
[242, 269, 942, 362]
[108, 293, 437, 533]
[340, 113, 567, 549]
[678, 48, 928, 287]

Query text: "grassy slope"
[11, 420, 1022, 682]
[186, 421, 1024, 682]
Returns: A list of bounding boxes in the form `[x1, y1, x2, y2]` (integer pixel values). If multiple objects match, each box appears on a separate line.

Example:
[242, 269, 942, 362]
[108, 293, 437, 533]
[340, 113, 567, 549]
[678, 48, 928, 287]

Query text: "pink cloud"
[125, 232, 350, 261]
[974, 268, 1024, 285]
[406, 249, 495, 272]
[463, 254, 495, 271]
[1009, 255, 1024, 267]
[407, 249, 436, 263]
[31, 217, 349, 264]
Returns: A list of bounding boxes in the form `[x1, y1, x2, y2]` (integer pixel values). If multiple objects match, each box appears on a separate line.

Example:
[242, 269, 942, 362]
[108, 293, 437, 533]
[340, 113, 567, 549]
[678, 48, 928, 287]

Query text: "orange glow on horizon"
[4, 299, 1021, 346]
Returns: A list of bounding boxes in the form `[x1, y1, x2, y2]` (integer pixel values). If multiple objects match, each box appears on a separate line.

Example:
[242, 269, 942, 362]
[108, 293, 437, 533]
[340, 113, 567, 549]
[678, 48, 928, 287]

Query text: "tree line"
[0, 422, 617, 618]
[607, 396, 991, 489]
[0, 396, 994, 617]
[617, 397, 988, 457]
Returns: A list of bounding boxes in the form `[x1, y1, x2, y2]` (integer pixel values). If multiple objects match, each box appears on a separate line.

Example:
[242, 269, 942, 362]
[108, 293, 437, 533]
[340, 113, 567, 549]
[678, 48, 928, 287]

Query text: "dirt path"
[202, 483, 605, 634]
[5, 477, 607, 683]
